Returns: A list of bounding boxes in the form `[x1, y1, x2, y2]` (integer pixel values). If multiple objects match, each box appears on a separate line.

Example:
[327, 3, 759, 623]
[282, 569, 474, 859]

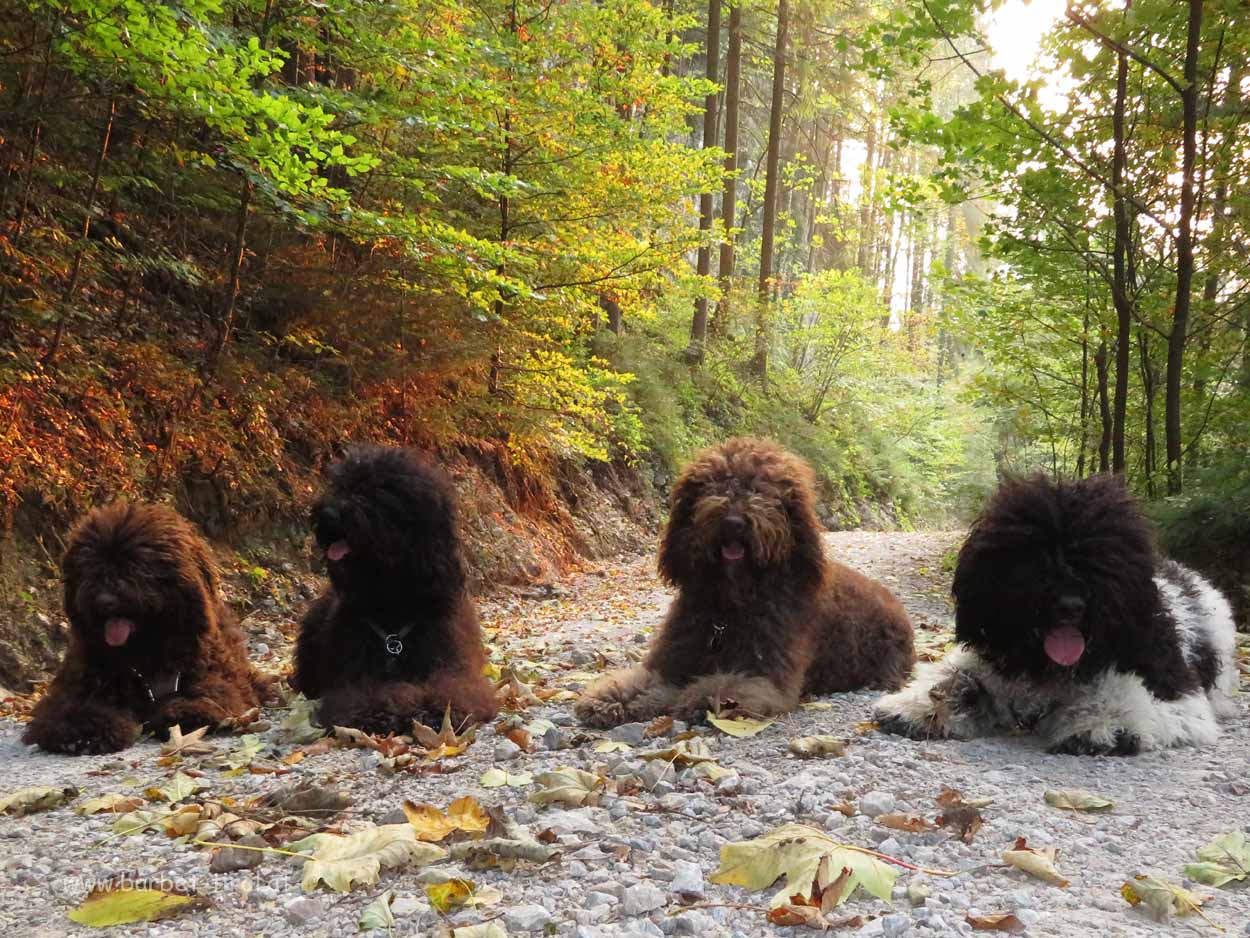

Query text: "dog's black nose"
[1057, 595, 1086, 619]
[95, 592, 120, 615]
[722, 515, 747, 537]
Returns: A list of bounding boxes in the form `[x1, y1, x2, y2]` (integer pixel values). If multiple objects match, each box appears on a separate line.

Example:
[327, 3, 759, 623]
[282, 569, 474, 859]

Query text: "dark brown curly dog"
[292, 445, 497, 735]
[576, 438, 915, 727]
[24, 503, 269, 755]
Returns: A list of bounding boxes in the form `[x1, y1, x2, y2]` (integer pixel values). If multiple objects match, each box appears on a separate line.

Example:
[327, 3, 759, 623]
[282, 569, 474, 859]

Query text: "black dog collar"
[130, 667, 182, 704]
[368, 621, 415, 657]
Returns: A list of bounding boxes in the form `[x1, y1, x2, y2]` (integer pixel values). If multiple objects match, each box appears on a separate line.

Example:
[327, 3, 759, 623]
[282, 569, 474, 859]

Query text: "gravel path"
[2, 531, 1248, 938]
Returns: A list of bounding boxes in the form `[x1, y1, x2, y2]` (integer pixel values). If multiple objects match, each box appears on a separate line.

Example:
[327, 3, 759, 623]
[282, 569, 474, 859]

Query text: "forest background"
[0, 0, 1247, 683]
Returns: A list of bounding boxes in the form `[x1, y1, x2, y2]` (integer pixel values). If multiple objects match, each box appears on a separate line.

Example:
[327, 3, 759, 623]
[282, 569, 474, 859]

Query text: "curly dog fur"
[292, 445, 497, 735]
[576, 438, 915, 727]
[875, 474, 1238, 754]
[24, 503, 268, 755]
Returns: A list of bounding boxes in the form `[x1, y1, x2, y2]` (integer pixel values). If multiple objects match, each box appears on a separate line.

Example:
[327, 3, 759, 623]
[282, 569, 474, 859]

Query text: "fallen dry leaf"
[875, 813, 933, 834]
[66, 877, 208, 927]
[527, 768, 606, 807]
[160, 724, 215, 757]
[0, 785, 77, 816]
[707, 714, 776, 738]
[711, 823, 897, 909]
[1183, 831, 1250, 887]
[789, 736, 847, 759]
[966, 912, 1025, 933]
[1122, 874, 1209, 923]
[645, 715, 675, 737]
[403, 796, 490, 842]
[75, 793, 145, 816]
[1043, 789, 1114, 813]
[1002, 838, 1069, 887]
[290, 824, 446, 892]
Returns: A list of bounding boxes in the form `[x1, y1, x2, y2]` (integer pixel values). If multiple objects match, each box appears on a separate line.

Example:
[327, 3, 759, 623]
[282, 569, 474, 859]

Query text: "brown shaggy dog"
[292, 446, 497, 735]
[24, 504, 269, 754]
[576, 438, 915, 727]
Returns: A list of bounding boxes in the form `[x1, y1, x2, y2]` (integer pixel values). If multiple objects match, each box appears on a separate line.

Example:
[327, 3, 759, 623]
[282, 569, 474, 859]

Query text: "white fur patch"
[875, 561, 1238, 753]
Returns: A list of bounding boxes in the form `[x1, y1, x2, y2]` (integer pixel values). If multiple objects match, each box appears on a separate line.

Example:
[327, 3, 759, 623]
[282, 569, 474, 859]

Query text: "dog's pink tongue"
[105, 618, 135, 647]
[721, 542, 745, 562]
[327, 540, 350, 562]
[1044, 625, 1086, 666]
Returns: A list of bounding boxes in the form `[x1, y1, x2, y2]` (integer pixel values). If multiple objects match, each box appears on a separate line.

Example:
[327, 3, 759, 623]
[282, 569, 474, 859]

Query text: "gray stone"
[621, 882, 667, 916]
[1017, 909, 1042, 927]
[494, 738, 523, 760]
[282, 896, 325, 926]
[611, 722, 649, 745]
[504, 903, 554, 931]
[881, 913, 910, 936]
[671, 861, 706, 900]
[859, 790, 897, 816]
[543, 727, 573, 751]
[391, 896, 429, 917]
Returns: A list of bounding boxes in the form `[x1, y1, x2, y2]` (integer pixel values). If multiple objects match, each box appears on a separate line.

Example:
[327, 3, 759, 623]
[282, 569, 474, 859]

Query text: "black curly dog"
[292, 445, 497, 734]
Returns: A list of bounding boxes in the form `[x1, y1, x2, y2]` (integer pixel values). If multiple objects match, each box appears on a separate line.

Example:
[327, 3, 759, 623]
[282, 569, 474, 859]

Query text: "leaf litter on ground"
[1121, 874, 1213, 925]
[66, 876, 208, 927]
[0, 785, 77, 816]
[1043, 789, 1114, 813]
[1001, 838, 1069, 887]
[403, 796, 490, 842]
[290, 823, 447, 892]
[1184, 831, 1250, 887]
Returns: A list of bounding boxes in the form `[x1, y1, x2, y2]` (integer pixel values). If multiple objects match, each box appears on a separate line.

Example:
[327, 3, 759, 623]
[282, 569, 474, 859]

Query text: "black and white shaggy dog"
[875, 474, 1238, 755]
[576, 438, 915, 727]
[291, 446, 497, 735]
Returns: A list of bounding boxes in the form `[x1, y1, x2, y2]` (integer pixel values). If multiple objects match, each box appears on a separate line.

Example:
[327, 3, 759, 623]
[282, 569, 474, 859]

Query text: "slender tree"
[752, 0, 788, 383]
[711, 0, 742, 336]
[687, 0, 722, 363]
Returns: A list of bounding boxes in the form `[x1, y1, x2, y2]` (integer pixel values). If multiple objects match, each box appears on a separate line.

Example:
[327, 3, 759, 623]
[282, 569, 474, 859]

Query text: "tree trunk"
[687, 0, 722, 363]
[751, 0, 788, 384]
[1139, 327, 1157, 497]
[1191, 60, 1241, 463]
[42, 98, 116, 366]
[1095, 340, 1112, 474]
[1076, 297, 1091, 478]
[209, 174, 253, 369]
[856, 114, 878, 274]
[1109, 38, 1133, 476]
[1164, 0, 1203, 494]
[711, 0, 742, 337]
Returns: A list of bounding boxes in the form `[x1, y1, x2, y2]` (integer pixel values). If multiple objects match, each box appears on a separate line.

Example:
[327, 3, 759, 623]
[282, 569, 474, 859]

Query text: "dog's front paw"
[24, 710, 140, 755]
[1048, 729, 1141, 757]
[574, 694, 629, 729]
[874, 712, 942, 741]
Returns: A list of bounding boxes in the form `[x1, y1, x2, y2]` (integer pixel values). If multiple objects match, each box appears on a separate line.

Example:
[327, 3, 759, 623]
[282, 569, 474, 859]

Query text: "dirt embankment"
[0, 447, 661, 692]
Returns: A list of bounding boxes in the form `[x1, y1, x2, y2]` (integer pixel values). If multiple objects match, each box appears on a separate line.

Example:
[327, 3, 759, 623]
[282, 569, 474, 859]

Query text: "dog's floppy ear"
[657, 466, 703, 586]
[777, 456, 826, 585]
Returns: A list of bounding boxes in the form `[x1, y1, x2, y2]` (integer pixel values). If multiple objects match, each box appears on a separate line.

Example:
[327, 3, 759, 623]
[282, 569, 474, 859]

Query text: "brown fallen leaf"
[645, 715, 675, 738]
[209, 833, 268, 873]
[937, 805, 984, 843]
[936, 787, 993, 809]
[160, 724, 215, 757]
[257, 782, 352, 818]
[876, 813, 933, 834]
[403, 796, 490, 842]
[830, 801, 856, 818]
[413, 705, 477, 759]
[966, 912, 1026, 933]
